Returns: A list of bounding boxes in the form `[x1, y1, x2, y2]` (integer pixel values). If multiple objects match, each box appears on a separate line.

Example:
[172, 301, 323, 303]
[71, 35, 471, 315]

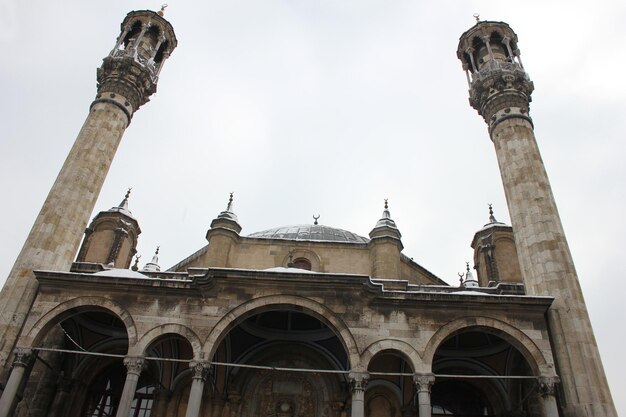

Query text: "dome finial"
[313, 214, 320, 225]
[384, 199, 388, 210]
[158, 4, 168, 17]
[473, 13, 480, 23]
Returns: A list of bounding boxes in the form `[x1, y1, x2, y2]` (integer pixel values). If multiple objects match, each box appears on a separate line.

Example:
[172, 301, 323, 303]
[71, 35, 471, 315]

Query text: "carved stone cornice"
[123, 356, 146, 375]
[95, 56, 158, 120]
[537, 376, 560, 397]
[468, 63, 534, 131]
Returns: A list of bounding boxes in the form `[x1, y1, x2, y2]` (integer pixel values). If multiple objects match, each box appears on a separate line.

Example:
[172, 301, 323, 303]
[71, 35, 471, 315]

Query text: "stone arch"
[20, 296, 136, 349]
[131, 323, 203, 358]
[203, 294, 360, 367]
[422, 316, 551, 375]
[361, 339, 421, 373]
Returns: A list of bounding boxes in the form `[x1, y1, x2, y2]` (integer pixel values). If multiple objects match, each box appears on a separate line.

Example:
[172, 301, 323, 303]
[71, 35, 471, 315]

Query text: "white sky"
[1, 0, 625, 413]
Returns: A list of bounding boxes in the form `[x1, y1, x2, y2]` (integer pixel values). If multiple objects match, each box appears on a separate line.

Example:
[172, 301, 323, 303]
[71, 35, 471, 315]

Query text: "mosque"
[0, 8, 616, 417]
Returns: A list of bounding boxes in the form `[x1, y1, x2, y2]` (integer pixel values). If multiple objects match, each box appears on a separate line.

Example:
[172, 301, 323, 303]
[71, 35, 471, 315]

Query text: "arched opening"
[141, 334, 194, 417]
[292, 257, 312, 271]
[431, 329, 539, 417]
[366, 351, 414, 417]
[211, 308, 349, 417]
[14, 307, 131, 417]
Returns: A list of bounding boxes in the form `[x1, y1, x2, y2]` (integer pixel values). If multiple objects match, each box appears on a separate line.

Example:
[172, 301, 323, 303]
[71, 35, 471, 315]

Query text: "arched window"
[292, 257, 311, 271]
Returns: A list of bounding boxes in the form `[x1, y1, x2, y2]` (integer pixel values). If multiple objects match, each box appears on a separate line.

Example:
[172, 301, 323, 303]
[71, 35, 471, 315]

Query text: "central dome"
[248, 224, 369, 244]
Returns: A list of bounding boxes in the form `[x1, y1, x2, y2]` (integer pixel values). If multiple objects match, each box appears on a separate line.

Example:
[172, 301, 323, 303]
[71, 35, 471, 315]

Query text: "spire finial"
[488, 203, 497, 223]
[117, 187, 132, 211]
[473, 13, 480, 23]
[313, 214, 320, 225]
[226, 192, 234, 212]
[158, 4, 168, 16]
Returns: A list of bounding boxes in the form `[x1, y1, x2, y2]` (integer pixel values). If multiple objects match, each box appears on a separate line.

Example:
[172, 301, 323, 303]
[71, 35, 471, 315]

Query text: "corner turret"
[368, 200, 403, 278]
[75, 189, 141, 269]
[470, 205, 521, 287]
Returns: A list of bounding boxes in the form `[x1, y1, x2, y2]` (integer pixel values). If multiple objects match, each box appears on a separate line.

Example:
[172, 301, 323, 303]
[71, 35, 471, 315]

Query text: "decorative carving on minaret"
[457, 21, 534, 130]
[95, 10, 177, 120]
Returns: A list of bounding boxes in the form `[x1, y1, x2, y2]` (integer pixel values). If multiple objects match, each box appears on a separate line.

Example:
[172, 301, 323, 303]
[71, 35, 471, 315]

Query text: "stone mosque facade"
[0, 9, 617, 417]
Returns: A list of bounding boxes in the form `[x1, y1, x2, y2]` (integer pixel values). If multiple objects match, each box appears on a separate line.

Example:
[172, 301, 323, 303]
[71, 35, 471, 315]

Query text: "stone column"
[457, 21, 617, 417]
[115, 357, 145, 417]
[538, 377, 560, 417]
[184, 361, 211, 417]
[0, 349, 33, 417]
[348, 371, 369, 417]
[413, 374, 434, 417]
[0, 9, 177, 370]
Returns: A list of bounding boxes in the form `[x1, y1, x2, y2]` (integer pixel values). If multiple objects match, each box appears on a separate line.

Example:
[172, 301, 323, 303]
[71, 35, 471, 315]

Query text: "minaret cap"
[369, 199, 402, 241]
[209, 192, 242, 235]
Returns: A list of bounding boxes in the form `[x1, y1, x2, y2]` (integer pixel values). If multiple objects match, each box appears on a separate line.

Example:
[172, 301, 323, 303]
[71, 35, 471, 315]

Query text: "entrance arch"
[428, 322, 546, 417]
[203, 294, 359, 366]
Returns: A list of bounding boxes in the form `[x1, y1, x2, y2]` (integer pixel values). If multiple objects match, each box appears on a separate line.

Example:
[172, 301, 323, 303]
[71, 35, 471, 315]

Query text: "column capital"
[348, 371, 369, 392]
[13, 348, 34, 368]
[189, 360, 211, 381]
[413, 373, 435, 392]
[537, 376, 560, 397]
[123, 356, 145, 375]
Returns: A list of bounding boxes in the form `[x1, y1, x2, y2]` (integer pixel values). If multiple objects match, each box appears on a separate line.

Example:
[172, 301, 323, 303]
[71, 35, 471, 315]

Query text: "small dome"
[248, 224, 369, 244]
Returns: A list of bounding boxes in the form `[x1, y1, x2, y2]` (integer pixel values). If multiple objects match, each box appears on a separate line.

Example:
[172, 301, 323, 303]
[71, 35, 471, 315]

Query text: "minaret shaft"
[492, 118, 614, 416]
[0, 102, 127, 366]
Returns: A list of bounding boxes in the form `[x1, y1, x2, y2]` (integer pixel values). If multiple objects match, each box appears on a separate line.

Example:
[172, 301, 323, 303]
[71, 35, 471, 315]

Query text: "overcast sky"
[1, 0, 625, 413]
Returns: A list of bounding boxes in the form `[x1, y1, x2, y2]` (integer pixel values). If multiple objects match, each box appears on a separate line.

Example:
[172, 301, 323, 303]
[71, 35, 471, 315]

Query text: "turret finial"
[116, 187, 132, 211]
[458, 271, 465, 286]
[488, 203, 497, 223]
[158, 4, 168, 16]
[313, 214, 320, 225]
[226, 192, 234, 212]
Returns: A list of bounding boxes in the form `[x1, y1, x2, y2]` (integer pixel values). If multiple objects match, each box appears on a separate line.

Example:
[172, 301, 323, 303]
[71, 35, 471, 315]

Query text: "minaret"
[458, 19, 616, 416]
[0, 10, 176, 369]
